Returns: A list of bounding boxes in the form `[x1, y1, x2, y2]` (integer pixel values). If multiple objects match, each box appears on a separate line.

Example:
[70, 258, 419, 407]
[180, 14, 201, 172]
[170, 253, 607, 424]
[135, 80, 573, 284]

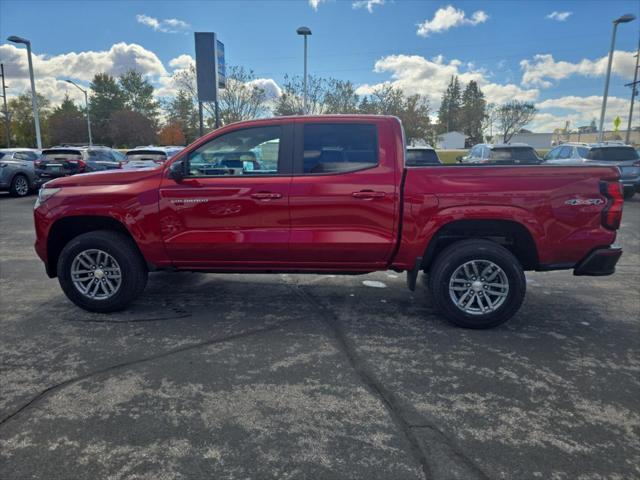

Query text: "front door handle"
[251, 192, 282, 200]
[352, 190, 386, 199]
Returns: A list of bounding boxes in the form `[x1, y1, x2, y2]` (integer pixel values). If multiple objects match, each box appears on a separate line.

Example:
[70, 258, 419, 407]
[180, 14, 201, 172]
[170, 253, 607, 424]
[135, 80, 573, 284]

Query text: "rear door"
[158, 122, 294, 266]
[287, 119, 399, 268]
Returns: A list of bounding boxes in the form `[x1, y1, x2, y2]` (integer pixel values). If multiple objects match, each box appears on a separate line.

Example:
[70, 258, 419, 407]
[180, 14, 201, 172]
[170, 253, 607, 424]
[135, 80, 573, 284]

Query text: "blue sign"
[217, 40, 225, 89]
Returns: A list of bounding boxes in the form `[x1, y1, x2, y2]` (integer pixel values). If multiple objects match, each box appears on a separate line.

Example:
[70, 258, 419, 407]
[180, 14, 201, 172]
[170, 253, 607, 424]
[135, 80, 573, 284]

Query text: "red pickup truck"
[33, 115, 624, 328]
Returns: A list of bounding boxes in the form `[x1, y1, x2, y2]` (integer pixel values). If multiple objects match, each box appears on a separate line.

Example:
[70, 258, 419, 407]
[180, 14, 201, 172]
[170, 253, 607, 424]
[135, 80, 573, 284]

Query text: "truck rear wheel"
[57, 230, 148, 313]
[428, 239, 526, 329]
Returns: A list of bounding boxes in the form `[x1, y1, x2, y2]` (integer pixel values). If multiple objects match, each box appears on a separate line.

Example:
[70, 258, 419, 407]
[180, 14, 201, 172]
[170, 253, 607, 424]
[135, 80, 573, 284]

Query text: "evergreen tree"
[119, 70, 160, 125]
[89, 73, 125, 144]
[460, 80, 486, 145]
[437, 76, 462, 134]
[49, 94, 87, 145]
[166, 89, 199, 143]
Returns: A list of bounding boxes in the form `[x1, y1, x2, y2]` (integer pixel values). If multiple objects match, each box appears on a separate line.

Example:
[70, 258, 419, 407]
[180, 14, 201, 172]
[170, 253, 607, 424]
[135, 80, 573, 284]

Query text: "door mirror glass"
[168, 160, 185, 181]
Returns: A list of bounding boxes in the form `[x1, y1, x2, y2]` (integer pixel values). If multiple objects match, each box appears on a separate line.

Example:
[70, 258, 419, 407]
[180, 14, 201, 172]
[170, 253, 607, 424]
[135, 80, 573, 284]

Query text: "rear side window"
[577, 147, 589, 158]
[302, 124, 378, 174]
[490, 147, 539, 162]
[406, 149, 440, 166]
[586, 147, 639, 161]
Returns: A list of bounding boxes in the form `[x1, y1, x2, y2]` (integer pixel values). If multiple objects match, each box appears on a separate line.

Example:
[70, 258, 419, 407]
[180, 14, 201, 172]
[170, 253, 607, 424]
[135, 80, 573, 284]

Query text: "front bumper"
[573, 246, 622, 276]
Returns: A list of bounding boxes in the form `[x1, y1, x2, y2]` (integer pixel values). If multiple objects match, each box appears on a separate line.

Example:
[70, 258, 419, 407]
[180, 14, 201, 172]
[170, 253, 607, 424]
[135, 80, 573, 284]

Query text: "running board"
[406, 257, 422, 291]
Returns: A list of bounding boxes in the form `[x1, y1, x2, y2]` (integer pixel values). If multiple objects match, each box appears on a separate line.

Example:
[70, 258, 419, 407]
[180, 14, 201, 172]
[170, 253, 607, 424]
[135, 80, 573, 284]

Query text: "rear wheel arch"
[421, 219, 540, 272]
[47, 216, 148, 277]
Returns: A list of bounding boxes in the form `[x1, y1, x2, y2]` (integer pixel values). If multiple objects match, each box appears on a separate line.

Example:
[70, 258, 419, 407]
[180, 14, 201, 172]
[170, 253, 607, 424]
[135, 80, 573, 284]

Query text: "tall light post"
[65, 79, 92, 146]
[7, 35, 42, 149]
[624, 40, 639, 144]
[296, 26, 312, 114]
[598, 14, 636, 143]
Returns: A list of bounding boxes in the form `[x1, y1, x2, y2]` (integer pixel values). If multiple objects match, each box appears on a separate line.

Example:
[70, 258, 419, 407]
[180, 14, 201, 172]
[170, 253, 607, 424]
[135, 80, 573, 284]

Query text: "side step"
[406, 257, 423, 291]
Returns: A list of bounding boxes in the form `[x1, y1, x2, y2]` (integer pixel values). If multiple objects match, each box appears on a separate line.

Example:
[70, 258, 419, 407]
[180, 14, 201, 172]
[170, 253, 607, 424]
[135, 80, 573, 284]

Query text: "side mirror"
[168, 160, 185, 181]
[456, 156, 464, 163]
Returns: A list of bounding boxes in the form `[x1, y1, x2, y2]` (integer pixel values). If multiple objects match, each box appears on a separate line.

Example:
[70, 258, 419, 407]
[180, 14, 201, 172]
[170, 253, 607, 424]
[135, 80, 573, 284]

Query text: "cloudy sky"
[1, 0, 638, 132]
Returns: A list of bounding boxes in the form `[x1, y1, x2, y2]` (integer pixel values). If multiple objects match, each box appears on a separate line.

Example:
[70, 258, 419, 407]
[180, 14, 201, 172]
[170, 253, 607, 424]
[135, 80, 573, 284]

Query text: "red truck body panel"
[34, 115, 621, 277]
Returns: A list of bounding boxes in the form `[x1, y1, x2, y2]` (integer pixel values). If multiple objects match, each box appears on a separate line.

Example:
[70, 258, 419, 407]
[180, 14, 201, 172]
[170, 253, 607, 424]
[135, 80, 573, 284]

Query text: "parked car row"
[450, 141, 639, 199]
[0, 145, 184, 197]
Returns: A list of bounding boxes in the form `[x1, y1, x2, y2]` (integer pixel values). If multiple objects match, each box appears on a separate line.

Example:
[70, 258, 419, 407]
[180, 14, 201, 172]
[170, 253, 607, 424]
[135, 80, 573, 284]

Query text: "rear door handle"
[251, 192, 282, 200]
[352, 190, 386, 199]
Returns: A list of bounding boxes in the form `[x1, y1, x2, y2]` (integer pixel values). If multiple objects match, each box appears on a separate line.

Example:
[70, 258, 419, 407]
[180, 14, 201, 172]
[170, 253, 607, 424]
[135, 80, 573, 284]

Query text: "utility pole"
[625, 40, 640, 144]
[0, 63, 10, 147]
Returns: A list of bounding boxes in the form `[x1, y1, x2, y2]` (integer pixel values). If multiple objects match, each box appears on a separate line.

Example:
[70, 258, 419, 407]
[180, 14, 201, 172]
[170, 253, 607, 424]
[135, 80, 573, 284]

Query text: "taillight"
[77, 159, 86, 171]
[633, 160, 640, 167]
[34, 160, 43, 168]
[599, 180, 623, 230]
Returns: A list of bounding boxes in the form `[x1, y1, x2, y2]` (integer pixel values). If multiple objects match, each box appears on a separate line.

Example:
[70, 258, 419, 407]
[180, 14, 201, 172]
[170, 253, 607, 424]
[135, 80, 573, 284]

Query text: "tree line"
[2, 68, 537, 149]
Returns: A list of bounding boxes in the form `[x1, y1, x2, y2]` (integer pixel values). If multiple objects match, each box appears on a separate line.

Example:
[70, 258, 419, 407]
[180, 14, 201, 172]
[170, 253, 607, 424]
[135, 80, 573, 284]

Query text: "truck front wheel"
[428, 239, 526, 329]
[57, 230, 148, 313]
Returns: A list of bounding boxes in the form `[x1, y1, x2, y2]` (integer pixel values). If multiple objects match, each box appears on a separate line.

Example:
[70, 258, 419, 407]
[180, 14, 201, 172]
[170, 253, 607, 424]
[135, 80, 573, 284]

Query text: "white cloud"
[532, 95, 630, 132]
[417, 5, 488, 37]
[168, 54, 195, 70]
[136, 14, 190, 33]
[355, 54, 538, 110]
[248, 78, 282, 100]
[308, 0, 326, 11]
[546, 11, 572, 22]
[352, 0, 385, 13]
[520, 51, 637, 87]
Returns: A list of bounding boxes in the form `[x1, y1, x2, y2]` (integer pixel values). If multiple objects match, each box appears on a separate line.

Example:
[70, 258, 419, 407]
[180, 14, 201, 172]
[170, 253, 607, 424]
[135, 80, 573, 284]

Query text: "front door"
[287, 120, 399, 269]
[158, 123, 293, 268]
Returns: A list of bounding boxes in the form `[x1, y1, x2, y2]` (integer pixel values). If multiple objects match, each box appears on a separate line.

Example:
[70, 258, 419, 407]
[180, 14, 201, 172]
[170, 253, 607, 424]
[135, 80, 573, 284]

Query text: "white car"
[122, 146, 184, 170]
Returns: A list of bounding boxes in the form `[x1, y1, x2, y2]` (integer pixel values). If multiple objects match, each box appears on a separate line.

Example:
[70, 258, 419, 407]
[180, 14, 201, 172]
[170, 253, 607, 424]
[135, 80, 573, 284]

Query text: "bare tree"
[273, 75, 329, 115]
[172, 65, 269, 126]
[496, 101, 537, 143]
[219, 66, 268, 124]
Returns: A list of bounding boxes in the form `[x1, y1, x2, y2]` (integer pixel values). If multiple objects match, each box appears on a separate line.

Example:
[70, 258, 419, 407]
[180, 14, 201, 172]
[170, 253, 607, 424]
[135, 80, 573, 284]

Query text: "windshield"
[586, 147, 639, 161]
[406, 149, 440, 166]
[490, 147, 539, 162]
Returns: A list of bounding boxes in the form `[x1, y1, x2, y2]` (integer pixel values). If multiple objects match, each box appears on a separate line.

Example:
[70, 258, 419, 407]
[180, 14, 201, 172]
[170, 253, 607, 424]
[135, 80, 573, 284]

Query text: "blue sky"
[1, 0, 639, 132]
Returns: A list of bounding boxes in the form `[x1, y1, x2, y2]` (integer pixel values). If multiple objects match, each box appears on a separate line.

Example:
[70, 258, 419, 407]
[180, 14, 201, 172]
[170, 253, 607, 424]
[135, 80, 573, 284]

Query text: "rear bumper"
[573, 246, 622, 276]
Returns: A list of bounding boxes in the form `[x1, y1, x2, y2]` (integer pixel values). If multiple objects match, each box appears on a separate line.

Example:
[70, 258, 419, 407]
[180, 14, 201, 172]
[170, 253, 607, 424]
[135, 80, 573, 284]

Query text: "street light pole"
[598, 14, 636, 143]
[0, 63, 10, 147]
[296, 27, 312, 114]
[65, 79, 92, 146]
[625, 40, 639, 144]
[7, 36, 42, 149]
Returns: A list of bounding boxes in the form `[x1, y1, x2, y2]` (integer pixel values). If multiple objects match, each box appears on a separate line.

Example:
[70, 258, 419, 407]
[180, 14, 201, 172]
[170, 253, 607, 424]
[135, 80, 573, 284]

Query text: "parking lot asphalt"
[0, 193, 638, 480]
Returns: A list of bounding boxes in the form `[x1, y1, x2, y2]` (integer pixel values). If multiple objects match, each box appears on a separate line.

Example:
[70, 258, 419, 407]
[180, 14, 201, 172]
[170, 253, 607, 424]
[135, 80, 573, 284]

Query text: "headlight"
[34, 187, 61, 208]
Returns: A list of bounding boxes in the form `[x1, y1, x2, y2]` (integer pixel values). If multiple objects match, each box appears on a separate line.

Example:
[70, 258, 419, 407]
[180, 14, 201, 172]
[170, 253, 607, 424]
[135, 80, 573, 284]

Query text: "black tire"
[623, 187, 636, 200]
[57, 230, 148, 313]
[428, 239, 526, 329]
[9, 174, 30, 197]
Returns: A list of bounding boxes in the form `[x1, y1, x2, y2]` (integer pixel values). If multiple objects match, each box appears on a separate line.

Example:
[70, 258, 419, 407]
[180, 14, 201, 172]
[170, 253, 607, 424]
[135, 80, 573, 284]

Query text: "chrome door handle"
[251, 192, 282, 200]
[352, 190, 386, 199]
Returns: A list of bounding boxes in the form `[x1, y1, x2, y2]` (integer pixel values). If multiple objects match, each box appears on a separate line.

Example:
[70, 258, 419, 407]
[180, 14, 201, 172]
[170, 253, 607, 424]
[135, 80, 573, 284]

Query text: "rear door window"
[300, 124, 378, 174]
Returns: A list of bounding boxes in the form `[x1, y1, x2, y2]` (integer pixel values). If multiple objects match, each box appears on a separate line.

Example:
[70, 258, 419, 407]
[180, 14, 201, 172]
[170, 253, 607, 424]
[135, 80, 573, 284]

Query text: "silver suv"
[460, 143, 542, 165]
[544, 142, 640, 199]
[0, 148, 41, 197]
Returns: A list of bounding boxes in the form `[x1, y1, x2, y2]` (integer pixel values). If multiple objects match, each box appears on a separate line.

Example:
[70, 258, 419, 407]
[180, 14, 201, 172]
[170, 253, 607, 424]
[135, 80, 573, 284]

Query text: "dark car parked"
[460, 143, 543, 165]
[406, 145, 442, 166]
[35, 146, 122, 187]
